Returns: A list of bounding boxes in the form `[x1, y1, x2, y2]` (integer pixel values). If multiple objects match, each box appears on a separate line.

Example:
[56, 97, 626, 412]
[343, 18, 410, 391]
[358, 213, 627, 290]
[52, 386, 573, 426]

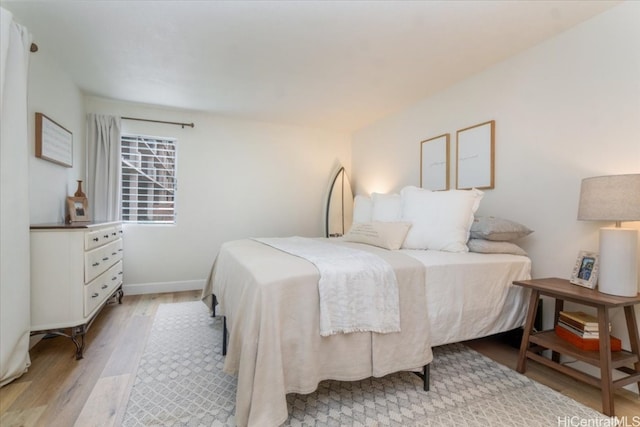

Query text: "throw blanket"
[254, 237, 401, 336]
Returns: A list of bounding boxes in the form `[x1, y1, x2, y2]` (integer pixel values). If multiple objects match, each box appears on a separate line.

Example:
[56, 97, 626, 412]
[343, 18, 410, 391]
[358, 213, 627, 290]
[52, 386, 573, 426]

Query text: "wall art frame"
[456, 120, 495, 190]
[35, 112, 73, 167]
[569, 250, 599, 289]
[420, 133, 450, 191]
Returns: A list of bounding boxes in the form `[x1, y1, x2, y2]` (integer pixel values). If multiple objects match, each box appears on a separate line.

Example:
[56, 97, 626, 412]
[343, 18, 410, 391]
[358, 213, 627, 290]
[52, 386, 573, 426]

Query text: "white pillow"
[352, 195, 373, 223]
[400, 186, 484, 252]
[371, 192, 402, 222]
[343, 221, 412, 250]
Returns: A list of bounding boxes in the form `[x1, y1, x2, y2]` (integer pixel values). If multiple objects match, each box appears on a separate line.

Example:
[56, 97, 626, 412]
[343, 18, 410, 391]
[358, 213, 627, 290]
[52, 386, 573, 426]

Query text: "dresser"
[30, 221, 124, 359]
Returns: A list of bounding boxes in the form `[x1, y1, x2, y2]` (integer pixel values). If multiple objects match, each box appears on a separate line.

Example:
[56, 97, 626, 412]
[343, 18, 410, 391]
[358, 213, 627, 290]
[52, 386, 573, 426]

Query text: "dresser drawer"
[85, 239, 123, 283]
[85, 226, 116, 250]
[84, 260, 123, 316]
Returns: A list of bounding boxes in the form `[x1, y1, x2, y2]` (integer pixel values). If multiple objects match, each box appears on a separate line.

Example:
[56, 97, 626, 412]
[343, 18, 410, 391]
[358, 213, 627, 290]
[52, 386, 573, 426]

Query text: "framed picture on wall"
[420, 133, 450, 191]
[66, 197, 90, 223]
[35, 112, 73, 167]
[569, 250, 599, 289]
[456, 120, 495, 190]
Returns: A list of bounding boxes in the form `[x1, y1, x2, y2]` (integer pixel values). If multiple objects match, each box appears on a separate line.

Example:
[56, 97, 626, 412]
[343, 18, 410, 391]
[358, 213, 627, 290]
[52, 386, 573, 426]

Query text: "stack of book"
[555, 311, 621, 351]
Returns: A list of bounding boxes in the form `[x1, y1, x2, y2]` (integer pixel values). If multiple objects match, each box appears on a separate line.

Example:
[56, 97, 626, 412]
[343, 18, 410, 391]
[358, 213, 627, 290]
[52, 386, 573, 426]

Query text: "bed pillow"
[352, 195, 373, 223]
[343, 221, 412, 250]
[371, 192, 402, 222]
[470, 216, 533, 241]
[467, 238, 528, 256]
[400, 186, 483, 252]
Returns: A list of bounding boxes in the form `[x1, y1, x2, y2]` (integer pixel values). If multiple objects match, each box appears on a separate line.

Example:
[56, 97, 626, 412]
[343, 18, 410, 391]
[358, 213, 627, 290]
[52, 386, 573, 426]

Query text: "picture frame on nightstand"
[569, 250, 599, 289]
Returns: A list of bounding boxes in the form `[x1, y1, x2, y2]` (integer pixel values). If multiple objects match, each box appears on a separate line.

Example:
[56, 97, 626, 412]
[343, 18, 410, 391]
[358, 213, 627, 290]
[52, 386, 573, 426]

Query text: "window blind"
[121, 134, 177, 223]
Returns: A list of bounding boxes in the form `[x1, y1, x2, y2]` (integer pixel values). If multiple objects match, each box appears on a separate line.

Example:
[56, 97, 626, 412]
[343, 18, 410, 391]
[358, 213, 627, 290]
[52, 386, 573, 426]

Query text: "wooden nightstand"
[513, 277, 640, 416]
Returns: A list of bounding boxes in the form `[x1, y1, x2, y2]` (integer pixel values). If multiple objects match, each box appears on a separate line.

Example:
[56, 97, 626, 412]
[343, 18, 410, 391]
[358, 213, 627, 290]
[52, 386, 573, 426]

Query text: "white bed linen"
[203, 239, 432, 427]
[400, 249, 532, 346]
[254, 237, 401, 336]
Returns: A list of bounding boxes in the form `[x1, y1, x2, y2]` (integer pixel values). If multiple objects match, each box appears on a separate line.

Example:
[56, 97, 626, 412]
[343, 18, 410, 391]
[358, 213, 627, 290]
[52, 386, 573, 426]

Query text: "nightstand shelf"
[513, 277, 640, 417]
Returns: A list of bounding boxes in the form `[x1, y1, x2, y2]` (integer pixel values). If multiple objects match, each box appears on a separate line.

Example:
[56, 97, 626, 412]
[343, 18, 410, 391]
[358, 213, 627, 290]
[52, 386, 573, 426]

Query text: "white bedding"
[254, 237, 401, 336]
[400, 249, 532, 346]
[203, 239, 432, 427]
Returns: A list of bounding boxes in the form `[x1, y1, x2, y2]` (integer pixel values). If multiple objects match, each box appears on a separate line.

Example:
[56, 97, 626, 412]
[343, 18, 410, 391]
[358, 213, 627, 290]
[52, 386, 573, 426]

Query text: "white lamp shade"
[578, 174, 640, 221]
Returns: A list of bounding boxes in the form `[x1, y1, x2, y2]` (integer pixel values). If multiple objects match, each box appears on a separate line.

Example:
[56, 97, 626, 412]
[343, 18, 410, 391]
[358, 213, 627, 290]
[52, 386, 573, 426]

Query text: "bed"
[201, 238, 531, 427]
[201, 186, 533, 426]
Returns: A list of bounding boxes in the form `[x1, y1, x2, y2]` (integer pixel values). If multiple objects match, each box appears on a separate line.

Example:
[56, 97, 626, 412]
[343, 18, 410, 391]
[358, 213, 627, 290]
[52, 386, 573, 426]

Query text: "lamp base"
[598, 227, 639, 297]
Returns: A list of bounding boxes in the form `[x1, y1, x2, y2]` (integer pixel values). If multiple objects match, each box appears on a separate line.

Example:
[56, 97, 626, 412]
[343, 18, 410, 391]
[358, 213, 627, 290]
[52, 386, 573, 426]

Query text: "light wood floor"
[1, 291, 637, 426]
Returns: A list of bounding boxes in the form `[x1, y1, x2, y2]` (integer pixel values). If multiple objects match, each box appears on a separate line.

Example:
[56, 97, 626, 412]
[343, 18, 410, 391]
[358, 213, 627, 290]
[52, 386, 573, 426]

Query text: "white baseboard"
[123, 279, 205, 295]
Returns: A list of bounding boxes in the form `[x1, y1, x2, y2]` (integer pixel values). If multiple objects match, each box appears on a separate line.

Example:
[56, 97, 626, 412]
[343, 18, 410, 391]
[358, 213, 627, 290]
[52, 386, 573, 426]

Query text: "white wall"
[28, 49, 85, 224]
[85, 97, 351, 294]
[352, 2, 640, 352]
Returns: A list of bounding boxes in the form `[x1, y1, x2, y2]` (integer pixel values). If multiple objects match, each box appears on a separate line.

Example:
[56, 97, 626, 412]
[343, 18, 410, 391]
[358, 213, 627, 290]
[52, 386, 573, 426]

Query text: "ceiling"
[3, 0, 619, 132]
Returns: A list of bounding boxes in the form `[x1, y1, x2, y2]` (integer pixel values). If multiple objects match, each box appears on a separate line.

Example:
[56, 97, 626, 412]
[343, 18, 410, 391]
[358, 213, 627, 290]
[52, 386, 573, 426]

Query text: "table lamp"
[577, 174, 640, 297]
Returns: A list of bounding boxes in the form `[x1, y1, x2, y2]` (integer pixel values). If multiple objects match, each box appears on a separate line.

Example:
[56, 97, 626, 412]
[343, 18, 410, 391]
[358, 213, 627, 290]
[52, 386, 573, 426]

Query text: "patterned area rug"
[122, 301, 607, 426]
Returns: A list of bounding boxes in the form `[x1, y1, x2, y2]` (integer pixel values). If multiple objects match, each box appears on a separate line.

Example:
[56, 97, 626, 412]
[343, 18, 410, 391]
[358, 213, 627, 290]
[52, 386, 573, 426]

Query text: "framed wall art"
[456, 120, 495, 190]
[35, 112, 73, 167]
[569, 250, 599, 289]
[420, 133, 450, 191]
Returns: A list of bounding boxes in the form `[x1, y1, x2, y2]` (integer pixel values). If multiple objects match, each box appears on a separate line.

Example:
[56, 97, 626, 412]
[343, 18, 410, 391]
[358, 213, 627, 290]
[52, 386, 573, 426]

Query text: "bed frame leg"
[222, 316, 228, 356]
[423, 364, 430, 391]
[211, 295, 217, 317]
[413, 364, 430, 391]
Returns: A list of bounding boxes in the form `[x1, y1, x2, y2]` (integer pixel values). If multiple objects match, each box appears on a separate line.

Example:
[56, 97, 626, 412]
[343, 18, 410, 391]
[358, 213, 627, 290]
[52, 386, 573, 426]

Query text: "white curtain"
[86, 114, 122, 221]
[0, 7, 32, 387]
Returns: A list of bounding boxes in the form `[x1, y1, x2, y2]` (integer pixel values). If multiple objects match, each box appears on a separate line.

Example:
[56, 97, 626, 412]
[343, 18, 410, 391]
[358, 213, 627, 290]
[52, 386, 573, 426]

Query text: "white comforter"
[202, 239, 432, 427]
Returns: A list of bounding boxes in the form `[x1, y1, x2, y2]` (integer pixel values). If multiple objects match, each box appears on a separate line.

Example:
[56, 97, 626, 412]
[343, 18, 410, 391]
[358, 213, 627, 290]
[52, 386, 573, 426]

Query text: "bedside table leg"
[552, 299, 564, 363]
[517, 290, 540, 373]
[598, 307, 614, 416]
[623, 306, 640, 395]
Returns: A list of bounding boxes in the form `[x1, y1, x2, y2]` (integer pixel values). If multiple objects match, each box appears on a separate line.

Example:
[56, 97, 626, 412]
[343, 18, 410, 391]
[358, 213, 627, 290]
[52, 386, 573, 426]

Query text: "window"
[121, 134, 177, 223]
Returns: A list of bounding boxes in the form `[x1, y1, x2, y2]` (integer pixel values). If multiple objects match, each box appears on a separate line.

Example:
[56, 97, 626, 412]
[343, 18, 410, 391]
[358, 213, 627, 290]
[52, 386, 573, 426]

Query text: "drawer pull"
[112, 232, 117, 236]
[112, 252, 117, 255]
[93, 237, 99, 242]
[118, 271, 123, 275]
[102, 257, 109, 261]
[101, 284, 108, 289]
[92, 293, 99, 298]
[92, 262, 100, 267]
[103, 234, 109, 239]
[118, 249, 123, 252]
[112, 276, 117, 281]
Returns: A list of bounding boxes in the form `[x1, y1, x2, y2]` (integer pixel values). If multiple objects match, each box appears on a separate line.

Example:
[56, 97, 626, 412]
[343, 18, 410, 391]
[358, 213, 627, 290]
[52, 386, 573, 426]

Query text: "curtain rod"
[122, 116, 195, 129]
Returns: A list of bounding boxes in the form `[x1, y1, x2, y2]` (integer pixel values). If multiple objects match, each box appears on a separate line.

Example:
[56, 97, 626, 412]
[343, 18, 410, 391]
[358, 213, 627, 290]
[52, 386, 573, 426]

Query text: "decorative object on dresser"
[66, 196, 89, 223]
[456, 120, 495, 190]
[30, 222, 124, 359]
[569, 250, 599, 289]
[74, 179, 86, 197]
[514, 277, 640, 417]
[420, 133, 450, 191]
[577, 174, 640, 297]
[35, 112, 73, 167]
